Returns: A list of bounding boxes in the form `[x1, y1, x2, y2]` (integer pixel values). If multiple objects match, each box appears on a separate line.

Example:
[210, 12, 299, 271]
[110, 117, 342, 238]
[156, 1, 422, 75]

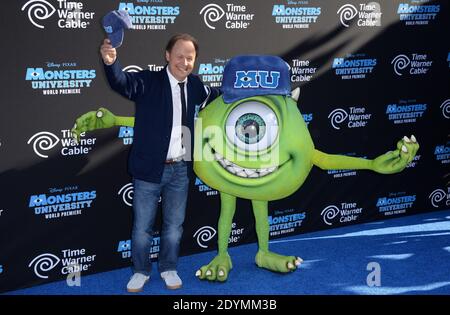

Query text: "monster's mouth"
[212, 148, 280, 179]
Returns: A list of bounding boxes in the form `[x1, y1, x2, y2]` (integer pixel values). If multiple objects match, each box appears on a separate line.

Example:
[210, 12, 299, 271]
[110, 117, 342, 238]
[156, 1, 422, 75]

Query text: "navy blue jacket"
[104, 60, 213, 183]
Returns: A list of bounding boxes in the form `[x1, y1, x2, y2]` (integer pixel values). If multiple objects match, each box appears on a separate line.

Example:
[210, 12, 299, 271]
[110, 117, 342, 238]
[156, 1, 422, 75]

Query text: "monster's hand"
[371, 135, 419, 174]
[71, 107, 117, 142]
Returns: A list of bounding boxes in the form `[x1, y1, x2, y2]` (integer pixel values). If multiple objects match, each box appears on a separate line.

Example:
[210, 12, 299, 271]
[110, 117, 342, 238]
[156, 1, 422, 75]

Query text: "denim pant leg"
[158, 162, 189, 273]
[131, 178, 162, 276]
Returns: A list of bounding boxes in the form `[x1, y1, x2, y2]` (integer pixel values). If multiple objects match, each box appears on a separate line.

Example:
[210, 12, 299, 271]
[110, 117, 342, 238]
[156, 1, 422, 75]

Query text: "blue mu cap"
[102, 10, 133, 48]
[222, 55, 291, 104]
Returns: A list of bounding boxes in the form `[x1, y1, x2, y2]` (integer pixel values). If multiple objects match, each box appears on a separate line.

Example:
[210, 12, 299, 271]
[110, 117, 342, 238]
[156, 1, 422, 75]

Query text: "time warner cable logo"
[27, 130, 96, 158]
[391, 53, 432, 76]
[193, 226, 217, 248]
[321, 203, 363, 225]
[118, 183, 134, 207]
[440, 99, 450, 119]
[429, 188, 450, 208]
[21, 0, 95, 29]
[328, 107, 372, 129]
[28, 249, 96, 279]
[27, 131, 60, 158]
[117, 183, 161, 206]
[200, 3, 254, 30]
[337, 2, 382, 27]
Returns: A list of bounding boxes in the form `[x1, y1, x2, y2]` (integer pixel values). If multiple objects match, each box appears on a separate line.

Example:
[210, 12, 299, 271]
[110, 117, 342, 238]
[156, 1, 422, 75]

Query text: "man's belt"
[165, 156, 183, 164]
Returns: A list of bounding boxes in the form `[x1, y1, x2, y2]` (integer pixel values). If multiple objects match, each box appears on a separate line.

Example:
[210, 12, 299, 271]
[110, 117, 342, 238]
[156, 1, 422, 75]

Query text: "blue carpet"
[4, 209, 450, 295]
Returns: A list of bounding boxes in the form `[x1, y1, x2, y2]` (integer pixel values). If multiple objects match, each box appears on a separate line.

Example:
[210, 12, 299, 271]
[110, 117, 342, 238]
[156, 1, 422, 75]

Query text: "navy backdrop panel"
[0, 0, 448, 292]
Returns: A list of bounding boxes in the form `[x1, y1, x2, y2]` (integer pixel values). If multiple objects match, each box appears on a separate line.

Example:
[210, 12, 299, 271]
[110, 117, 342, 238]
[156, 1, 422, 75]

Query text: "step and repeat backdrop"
[0, 0, 448, 292]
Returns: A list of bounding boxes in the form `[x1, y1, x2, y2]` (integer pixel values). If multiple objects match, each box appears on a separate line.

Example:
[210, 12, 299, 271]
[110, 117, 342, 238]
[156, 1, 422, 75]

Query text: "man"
[100, 34, 216, 292]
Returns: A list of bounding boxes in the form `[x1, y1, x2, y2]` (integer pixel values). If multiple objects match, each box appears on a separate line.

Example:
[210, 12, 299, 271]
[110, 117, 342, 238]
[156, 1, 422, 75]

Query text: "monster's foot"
[255, 250, 303, 273]
[195, 253, 233, 282]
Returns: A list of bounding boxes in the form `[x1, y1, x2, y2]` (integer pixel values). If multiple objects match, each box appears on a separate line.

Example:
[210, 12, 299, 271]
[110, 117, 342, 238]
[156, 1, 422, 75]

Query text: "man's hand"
[371, 135, 419, 174]
[71, 107, 117, 142]
[100, 38, 117, 65]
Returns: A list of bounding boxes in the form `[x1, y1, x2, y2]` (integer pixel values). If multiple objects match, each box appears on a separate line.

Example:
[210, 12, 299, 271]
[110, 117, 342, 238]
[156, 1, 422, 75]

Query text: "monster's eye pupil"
[243, 121, 258, 138]
[225, 101, 278, 152]
[236, 113, 266, 144]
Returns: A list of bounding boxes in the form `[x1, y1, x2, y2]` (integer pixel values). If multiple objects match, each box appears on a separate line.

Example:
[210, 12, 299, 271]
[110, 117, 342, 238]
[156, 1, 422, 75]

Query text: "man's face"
[165, 39, 196, 81]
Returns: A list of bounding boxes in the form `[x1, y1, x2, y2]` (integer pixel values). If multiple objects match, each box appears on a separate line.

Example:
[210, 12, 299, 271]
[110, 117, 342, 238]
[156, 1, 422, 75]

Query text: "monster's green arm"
[71, 108, 134, 141]
[312, 135, 419, 175]
[115, 116, 135, 127]
[312, 150, 372, 170]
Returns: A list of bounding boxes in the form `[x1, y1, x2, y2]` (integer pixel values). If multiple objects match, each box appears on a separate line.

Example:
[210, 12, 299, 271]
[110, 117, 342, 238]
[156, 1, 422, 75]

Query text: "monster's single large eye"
[226, 101, 278, 151]
[235, 113, 265, 144]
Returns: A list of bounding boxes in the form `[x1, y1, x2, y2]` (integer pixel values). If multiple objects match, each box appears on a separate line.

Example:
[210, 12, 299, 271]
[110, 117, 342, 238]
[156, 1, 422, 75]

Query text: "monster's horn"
[291, 87, 300, 102]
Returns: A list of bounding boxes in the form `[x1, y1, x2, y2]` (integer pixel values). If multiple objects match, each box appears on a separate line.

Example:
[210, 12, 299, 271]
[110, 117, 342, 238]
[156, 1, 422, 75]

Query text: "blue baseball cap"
[222, 55, 291, 103]
[102, 10, 133, 48]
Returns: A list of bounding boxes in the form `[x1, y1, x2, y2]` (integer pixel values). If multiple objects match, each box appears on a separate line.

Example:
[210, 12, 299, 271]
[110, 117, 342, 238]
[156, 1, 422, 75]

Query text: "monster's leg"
[196, 192, 235, 281]
[252, 199, 303, 273]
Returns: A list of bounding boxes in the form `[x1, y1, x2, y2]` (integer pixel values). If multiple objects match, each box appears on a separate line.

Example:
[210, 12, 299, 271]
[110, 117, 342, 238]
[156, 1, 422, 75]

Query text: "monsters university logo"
[332, 55, 377, 80]
[397, 2, 441, 26]
[272, 3, 322, 30]
[25, 62, 96, 95]
[195, 177, 218, 196]
[118, 127, 134, 145]
[434, 143, 450, 164]
[198, 58, 227, 88]
[29, 187, 96, 220]
[117, 238, 160, 259]
[376, 193, 416, 216]
[118, 2, 180, 30]
[234, 71, 280, 89]
[269, 211, 306, 237]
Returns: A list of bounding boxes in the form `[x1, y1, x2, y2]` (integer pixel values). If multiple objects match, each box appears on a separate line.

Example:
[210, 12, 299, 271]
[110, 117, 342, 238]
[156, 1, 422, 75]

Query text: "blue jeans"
[131, 161, 189, 275]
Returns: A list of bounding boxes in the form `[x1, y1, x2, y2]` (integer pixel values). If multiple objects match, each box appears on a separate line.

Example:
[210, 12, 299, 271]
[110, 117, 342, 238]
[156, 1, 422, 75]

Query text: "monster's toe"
[256, 251, 300, 273]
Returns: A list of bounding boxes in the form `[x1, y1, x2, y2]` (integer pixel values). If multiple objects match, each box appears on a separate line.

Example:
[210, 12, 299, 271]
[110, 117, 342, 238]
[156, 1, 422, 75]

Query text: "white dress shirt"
[166, 67, 187, 160]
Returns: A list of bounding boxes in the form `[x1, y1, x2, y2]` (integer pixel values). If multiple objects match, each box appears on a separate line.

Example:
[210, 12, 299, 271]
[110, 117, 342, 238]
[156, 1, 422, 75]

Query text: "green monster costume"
[72, 55, 418, 282]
